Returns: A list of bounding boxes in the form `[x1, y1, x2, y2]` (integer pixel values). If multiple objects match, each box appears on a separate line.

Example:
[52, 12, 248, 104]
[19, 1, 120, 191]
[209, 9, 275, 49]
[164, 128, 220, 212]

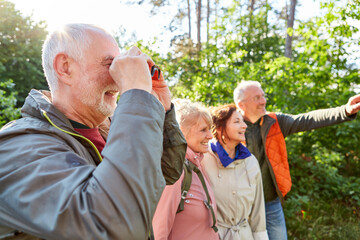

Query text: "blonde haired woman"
[202, 104, 268, 240]
[152, 99, 219, 240]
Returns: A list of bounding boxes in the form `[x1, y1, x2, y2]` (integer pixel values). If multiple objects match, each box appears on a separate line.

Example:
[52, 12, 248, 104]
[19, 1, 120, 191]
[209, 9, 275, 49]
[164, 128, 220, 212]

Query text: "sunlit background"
[8, 0, 321, 52]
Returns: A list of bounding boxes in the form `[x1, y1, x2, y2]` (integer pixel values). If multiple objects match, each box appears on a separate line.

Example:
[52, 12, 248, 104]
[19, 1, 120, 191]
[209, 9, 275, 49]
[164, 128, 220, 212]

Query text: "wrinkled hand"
[149, 64, 171, 111]
[345, 94, 360, 116]
[109, 46, 153, 94]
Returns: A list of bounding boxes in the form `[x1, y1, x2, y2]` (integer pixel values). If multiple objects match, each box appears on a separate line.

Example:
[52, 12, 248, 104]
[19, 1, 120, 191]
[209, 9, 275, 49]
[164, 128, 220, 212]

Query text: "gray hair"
[173, 98, 212, 137]
[42, 23, 112, 92]
[233, 80, 262, 103]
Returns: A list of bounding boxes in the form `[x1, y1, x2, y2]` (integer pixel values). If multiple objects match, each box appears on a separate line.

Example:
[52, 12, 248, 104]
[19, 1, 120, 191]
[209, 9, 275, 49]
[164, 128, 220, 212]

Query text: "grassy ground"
[285, 198, 360, 240]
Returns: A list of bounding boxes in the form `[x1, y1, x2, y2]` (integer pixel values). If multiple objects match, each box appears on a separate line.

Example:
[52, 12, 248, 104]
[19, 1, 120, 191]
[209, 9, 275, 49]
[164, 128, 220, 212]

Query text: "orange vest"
[264, 113, 292, 197]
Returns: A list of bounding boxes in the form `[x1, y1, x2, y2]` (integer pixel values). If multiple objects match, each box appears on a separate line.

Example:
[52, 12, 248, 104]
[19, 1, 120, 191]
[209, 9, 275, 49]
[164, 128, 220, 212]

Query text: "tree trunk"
[265, 0, 268, 38]
[196, 0, 202, 51]
[207, 0, 210, 44]
[285, 0, 297, 58]
[248, 0, 255, 27]
[187, 0, 191, 39]
[247, 0, 255, 50]
[249, 0, 255, 14]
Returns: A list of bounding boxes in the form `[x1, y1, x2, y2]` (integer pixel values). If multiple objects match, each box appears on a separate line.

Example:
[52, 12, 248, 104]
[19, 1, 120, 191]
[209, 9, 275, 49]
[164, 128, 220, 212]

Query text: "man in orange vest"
[233, 80, 360, 240]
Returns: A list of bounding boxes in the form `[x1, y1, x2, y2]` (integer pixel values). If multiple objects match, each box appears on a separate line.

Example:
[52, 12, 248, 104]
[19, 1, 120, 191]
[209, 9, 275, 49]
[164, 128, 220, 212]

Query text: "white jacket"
[202, 144, 268, 240]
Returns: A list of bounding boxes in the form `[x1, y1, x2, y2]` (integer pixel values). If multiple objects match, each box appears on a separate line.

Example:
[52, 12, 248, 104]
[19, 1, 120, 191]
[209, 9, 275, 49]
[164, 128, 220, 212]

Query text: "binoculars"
[150, 65, 161, 80]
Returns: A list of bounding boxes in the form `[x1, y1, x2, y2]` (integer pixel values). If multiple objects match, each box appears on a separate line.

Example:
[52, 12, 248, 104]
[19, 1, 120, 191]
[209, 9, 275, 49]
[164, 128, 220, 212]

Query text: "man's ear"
[53, 53, 73, 86]
[236, 100, 244, 111]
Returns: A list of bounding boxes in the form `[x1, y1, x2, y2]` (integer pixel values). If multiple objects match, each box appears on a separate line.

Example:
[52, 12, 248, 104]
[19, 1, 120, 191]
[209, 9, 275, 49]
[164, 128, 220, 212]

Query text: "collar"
[210, 141, 251, 167]
[70, 120, 90, 129]
[185, 147, 204, 167]
[244, 117, 262, 126]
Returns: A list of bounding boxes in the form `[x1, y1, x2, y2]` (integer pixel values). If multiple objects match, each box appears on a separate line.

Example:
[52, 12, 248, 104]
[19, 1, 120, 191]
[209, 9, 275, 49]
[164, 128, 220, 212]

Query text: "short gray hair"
[173, 98, 212, 137]
[42, 23, 112, 92]
[233, 80, 262, 103]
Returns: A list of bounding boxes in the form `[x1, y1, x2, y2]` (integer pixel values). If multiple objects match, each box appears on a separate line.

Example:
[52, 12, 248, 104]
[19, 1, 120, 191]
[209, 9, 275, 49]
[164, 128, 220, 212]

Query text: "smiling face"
[222, 111, 247, 144]
[238, 85, 267, 123]
[72, 31, 120, 120]
[184, 117, 213, 153]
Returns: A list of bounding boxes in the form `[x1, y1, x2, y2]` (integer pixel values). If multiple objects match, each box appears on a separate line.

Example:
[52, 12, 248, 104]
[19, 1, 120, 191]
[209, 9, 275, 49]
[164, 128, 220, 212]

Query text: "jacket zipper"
[42, 111, 103, 163]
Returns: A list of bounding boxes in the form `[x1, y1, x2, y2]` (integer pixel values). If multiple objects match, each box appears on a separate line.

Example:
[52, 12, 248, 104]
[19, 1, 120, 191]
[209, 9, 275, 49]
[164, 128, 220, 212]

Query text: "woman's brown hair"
[211, 103, 238, 144]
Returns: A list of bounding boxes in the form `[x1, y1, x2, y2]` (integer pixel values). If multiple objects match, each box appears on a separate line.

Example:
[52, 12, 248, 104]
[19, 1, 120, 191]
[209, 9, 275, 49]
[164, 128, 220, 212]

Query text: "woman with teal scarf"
[201, 104, 268, 240]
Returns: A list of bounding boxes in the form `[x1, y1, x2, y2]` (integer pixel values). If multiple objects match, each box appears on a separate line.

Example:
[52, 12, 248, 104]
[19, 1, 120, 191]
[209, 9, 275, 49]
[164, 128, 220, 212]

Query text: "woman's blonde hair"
[173, 99, 212, 137]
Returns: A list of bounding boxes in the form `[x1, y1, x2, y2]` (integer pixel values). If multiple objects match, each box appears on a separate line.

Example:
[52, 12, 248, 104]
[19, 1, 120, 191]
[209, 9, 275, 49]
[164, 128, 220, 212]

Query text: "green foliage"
[142, 0, 360, 238]
[0, 79, 20, 127]
[2, 0, 359, 237]
[285, 197, 360, 239]
[0, 0, 48, 106]
[165, 1, 289, 106]
[285, 137, 360, 239]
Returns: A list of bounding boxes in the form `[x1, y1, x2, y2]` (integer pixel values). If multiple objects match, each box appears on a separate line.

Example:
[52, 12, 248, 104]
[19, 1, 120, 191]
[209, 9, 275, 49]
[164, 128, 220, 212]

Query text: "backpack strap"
[177, 159, 218, 232]
[177, 159, 193, 213]
[191, 163, 218, 232]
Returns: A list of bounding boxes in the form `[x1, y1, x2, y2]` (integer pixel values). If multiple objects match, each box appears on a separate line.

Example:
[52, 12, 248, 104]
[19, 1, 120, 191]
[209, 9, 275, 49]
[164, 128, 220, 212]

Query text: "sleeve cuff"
[253, 230, 269, 240]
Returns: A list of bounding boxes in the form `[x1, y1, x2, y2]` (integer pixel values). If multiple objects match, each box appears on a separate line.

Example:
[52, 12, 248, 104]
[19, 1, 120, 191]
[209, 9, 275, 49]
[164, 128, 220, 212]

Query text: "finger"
[355, 94, 360, 102]
[118, 46, 132, 57]
[347, 102, 360, 115]
[128, 46, 142, 56]
[352, 94, 360, 101]
[137, 52, 155, 73]
[355, 102, 360, 110]
[114, 47, 144, 63]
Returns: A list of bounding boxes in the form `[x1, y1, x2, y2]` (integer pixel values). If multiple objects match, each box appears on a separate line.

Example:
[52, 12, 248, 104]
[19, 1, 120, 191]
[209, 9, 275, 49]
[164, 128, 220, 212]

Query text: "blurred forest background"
[1, 0, 359, 238]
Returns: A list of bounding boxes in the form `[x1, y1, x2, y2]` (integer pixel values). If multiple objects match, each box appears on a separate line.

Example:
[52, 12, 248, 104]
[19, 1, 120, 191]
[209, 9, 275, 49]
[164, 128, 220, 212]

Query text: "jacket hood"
[21, 89, 111, 139]
[21, 89, 74, 132]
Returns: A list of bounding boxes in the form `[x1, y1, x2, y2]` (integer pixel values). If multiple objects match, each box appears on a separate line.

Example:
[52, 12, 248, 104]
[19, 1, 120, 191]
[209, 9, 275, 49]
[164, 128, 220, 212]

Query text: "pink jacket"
[152, 148, 219, 240]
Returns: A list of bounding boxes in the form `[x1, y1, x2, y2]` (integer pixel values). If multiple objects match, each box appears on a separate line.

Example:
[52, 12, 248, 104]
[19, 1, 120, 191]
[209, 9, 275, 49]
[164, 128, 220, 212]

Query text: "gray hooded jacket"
[0, 89, 186, 240]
